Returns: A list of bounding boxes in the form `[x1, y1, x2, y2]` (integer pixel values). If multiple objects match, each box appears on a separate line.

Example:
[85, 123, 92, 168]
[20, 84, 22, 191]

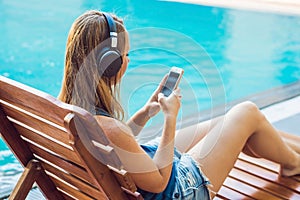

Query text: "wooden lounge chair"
[216, 152, 300, 199]
[1, 75, 300, 200]
[0, 75, 143, 200]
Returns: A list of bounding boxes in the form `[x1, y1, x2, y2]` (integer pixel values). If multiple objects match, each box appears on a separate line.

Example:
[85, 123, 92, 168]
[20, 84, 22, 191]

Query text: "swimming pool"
[1, 0, 300, 189]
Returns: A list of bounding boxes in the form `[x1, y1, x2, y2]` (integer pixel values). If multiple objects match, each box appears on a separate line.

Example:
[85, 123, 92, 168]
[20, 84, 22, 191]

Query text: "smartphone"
[161, 67, 184, 97]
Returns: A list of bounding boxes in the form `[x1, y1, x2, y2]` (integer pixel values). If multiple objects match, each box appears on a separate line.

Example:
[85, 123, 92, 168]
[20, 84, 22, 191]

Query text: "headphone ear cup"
[97, 49, 123, 77]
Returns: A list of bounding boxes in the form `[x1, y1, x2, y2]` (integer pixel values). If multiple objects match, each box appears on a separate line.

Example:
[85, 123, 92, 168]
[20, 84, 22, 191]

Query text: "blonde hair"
[58, 10, 127, 120]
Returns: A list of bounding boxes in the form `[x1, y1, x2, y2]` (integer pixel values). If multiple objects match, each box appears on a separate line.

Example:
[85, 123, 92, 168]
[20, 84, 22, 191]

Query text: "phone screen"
[161, 71, 180, 97]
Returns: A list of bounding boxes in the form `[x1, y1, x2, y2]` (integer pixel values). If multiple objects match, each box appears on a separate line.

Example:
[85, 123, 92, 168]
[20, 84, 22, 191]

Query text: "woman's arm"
[126, 75, 167, 136]
[96, 115, 175, 193]
[126, 106, 152, 136]
[96, 88, 181, 193]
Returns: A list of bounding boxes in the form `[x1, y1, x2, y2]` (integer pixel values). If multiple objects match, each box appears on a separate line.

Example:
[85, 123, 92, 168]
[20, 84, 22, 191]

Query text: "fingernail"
[158, 93, 164, 99]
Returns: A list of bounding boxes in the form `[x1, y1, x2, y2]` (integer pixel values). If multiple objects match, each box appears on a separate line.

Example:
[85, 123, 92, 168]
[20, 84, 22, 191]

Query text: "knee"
[232, 101, 265, 122]
[237, 101, 259, 112]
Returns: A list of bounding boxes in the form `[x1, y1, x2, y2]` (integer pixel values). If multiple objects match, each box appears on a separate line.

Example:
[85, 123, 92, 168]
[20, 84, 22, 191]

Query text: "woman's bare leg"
[179, 101, 300, 195]
[175, 115, 265, 157]
[175, 118, 213, 153]
[280, 131, 300, 154]
[175, 112, 300, 156]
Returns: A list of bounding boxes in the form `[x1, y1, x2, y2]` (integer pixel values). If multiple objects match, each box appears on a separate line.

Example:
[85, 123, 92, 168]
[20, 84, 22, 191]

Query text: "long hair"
[58, 10, 127, 120]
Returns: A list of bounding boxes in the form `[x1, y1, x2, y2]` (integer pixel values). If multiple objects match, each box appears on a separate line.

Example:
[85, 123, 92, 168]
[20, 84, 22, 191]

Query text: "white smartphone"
[161, 67, 184, 97]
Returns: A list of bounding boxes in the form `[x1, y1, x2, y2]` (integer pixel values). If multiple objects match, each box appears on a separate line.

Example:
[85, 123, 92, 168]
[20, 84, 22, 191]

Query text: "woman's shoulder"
[94, 115, 134, 141]
[94, 115, 143, 153]
[94, 115, 131, 133]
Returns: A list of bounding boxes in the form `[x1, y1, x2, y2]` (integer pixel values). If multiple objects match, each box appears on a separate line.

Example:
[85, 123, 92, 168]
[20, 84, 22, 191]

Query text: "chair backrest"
[0, 76, 142, 200]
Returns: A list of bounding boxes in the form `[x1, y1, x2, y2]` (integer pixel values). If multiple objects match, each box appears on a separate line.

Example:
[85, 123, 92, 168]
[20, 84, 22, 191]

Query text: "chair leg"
[9, 159, 41, 200]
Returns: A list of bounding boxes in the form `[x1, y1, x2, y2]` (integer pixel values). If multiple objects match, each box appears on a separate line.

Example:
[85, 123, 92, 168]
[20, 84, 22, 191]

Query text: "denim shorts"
[171, 154, 211, 200]
[139, 137, 211, 200]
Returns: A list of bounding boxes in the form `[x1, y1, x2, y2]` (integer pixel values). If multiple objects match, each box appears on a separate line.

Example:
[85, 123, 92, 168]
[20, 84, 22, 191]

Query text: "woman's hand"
[158, 88, 181, 118]
[143, 74, 168, 118]
[126, 75, 168, 136]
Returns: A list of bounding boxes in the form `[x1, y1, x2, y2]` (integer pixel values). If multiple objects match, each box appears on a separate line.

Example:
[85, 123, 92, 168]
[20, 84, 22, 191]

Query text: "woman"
[59, 10, 300, 199]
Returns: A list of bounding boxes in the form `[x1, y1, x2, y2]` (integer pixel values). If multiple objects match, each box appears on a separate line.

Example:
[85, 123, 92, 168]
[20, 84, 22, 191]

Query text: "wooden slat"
[42, 162, 106, 199]
[0, 76, 76, 127]
[235, 159, 300, 193]
[30, 144, 92, 185]
[216, 152, 300, 200]
[229, 167, 300, 199]
[0, 105, 33, 166]
[12, 123, 83, 166]
[293, 176, 300, 182]
[2, 102, 70, 145]
[60, 192, 76, 200]
[239, 153, 280, 172]
[212, 196, 226, 200]
[239, 153, 300, 182]
[216, 186, 253, 199]
[34, 169, 66, 199]
[52, 178, 95, 200]
[223, 176, 282, 200]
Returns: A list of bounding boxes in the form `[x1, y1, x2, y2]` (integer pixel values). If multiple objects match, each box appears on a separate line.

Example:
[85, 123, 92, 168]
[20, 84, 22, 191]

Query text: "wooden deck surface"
[166, 0, 300, 16]
[215, 153, 300, 200]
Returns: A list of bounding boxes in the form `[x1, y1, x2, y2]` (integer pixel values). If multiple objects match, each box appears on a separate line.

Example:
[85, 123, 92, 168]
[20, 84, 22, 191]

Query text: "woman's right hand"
[158, 88, 181, 118]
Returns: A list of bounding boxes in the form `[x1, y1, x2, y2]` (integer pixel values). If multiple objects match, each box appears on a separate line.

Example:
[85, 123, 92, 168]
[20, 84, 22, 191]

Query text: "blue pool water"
[1, 0, 300, 181]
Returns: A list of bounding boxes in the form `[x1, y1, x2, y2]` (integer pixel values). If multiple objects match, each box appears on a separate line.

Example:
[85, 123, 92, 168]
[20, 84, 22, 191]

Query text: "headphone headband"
[102, 12, 117, 48]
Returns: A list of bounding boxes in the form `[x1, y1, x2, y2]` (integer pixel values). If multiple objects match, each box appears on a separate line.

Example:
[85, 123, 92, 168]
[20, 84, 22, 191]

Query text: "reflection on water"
[221, 10, 300, 99]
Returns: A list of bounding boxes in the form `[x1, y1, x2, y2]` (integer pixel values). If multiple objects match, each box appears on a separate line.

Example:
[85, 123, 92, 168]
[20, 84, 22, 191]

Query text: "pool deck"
[263, 95, 300, 134]
[163, 0, 300, 16]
